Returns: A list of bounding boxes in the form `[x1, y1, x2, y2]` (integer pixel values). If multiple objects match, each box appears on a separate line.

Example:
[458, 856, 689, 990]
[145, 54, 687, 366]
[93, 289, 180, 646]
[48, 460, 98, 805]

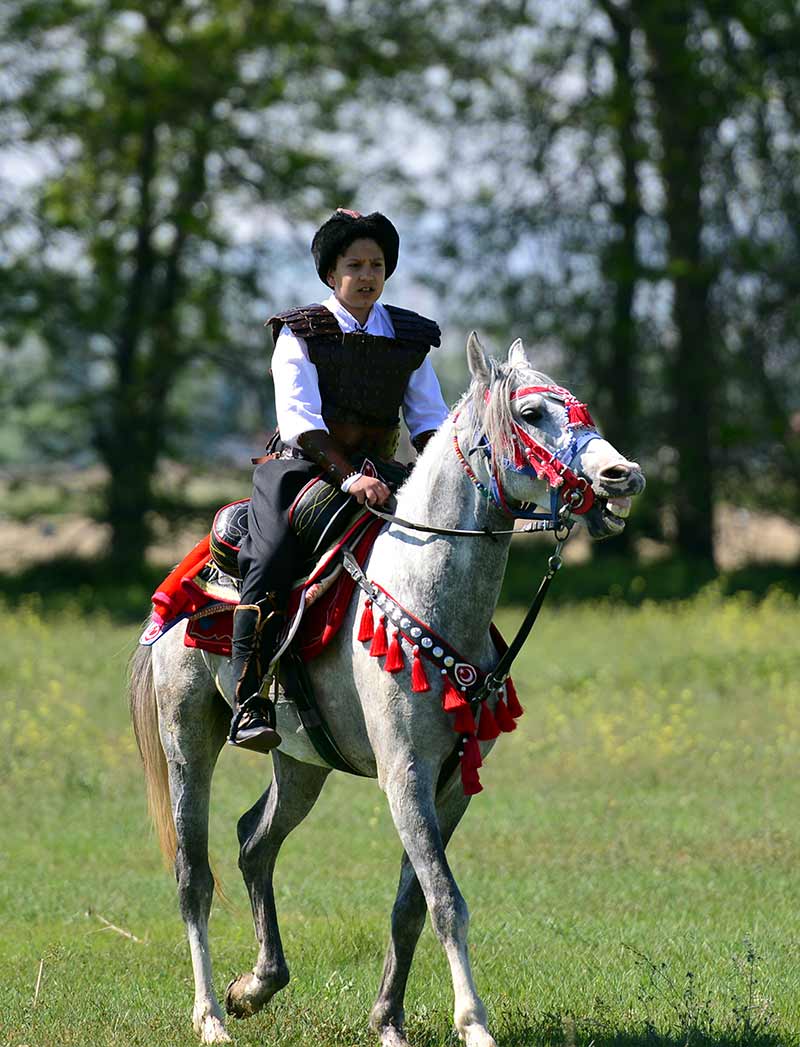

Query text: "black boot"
[228, 596, 283, 754]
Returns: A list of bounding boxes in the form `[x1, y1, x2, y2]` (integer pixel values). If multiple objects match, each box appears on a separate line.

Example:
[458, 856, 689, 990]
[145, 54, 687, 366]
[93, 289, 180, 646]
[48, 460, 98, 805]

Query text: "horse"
[129, 333, 645, 1047]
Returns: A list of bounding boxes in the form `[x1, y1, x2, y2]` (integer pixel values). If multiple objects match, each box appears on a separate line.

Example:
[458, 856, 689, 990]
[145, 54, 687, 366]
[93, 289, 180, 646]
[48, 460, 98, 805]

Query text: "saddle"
[209, 458, 410, 580]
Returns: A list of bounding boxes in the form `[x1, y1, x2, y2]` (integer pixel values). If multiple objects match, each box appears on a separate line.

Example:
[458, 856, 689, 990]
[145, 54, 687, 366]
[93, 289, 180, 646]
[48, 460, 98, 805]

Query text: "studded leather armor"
[268, 304, 441, 429]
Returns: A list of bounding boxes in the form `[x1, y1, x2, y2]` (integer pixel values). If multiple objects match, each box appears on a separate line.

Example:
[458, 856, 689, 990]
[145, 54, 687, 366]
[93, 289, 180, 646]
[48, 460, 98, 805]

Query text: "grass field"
[2, 586, 799, 1047]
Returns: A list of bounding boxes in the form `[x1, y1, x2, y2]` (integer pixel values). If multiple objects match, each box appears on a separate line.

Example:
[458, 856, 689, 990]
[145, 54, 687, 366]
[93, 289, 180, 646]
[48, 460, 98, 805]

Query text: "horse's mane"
[457, 359, 555, 464]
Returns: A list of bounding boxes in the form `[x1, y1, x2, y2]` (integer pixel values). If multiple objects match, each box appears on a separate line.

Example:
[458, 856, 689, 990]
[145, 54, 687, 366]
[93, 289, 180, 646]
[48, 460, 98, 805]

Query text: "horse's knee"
[175, 847, 214, 915]
[427, 886, 469, 946]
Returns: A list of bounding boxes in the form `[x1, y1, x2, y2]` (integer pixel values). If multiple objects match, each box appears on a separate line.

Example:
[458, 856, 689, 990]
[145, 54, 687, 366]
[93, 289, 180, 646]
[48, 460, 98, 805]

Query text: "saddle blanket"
[139, 514, 384, 661]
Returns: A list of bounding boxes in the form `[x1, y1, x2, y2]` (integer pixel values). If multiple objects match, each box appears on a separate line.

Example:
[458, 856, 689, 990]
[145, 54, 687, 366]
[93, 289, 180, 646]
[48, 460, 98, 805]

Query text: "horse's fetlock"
[369, 999, 405, 1033]
[253, 961, 290, 992]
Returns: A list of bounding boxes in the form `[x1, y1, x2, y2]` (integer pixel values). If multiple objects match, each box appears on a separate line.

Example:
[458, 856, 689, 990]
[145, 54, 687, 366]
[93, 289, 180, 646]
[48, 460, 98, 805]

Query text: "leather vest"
[268, 304, 441, 429]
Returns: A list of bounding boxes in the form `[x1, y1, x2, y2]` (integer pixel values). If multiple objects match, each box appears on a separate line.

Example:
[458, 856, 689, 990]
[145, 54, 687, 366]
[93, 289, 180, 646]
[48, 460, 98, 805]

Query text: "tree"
[0, 0, 440, 574]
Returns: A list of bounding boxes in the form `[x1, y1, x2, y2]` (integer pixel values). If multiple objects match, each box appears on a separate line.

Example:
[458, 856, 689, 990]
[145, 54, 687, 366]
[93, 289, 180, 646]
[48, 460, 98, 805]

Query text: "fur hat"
[311, 209, 400, 284]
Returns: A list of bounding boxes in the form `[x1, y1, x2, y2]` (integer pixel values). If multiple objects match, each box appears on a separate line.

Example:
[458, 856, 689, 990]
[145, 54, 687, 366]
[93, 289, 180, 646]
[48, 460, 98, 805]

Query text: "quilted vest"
[268, 304, 441, 428]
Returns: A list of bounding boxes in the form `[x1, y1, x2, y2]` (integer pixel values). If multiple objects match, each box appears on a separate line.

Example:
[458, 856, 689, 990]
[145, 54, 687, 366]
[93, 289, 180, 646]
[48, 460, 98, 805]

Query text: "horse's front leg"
[371, 773, 472, 1047]
[381, 757, 496, 1047]
[225, 750, 330, 1020]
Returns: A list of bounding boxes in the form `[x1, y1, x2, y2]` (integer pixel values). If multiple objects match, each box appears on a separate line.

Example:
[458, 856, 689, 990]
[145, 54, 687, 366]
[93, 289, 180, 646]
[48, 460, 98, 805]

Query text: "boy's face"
[326, 237, 386, 320]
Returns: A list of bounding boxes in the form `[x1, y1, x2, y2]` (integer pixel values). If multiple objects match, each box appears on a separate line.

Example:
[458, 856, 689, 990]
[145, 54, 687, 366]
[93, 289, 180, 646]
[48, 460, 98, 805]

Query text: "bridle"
[462, 383, 599, 524]
[368, 381, 602, 541]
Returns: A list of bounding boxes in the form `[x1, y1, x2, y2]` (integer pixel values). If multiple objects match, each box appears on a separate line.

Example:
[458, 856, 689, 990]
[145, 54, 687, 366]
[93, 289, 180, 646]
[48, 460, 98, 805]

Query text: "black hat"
[311, 209, 399, 284]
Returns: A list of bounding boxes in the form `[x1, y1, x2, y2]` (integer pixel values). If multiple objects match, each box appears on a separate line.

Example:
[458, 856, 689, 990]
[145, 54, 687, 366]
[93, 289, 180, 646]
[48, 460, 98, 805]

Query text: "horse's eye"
[518, 395, 544, 424]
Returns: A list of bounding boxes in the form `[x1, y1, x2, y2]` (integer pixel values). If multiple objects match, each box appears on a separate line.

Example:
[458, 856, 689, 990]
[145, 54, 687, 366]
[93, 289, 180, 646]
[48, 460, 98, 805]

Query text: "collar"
[322, 294, 390, 335]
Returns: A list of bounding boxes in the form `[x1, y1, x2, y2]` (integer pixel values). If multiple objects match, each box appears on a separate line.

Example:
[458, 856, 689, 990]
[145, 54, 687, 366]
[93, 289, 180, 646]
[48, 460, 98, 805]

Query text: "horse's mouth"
[586, 496, 631, 539]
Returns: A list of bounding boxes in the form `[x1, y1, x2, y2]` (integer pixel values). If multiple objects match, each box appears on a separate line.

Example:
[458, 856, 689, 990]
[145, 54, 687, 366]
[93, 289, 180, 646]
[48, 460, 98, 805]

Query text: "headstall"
[456, 384, 600, 531]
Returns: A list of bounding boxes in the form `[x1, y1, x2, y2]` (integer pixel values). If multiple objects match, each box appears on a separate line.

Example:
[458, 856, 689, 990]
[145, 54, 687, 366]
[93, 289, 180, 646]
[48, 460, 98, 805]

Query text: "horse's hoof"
[225, 971, 280, 1019]
[460, 1026, 497, 1047]
[192, 1009, 232, 1044]
[377, 1025, 412, 1047]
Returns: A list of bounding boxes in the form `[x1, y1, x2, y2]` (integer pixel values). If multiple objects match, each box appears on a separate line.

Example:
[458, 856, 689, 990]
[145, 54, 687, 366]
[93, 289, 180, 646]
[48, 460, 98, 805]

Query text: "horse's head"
[457, 332, 645, 539]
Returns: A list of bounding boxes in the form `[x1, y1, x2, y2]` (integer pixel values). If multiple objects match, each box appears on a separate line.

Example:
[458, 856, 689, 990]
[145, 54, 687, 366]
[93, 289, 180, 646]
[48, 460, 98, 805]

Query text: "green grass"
[1, 586, 799, 1046]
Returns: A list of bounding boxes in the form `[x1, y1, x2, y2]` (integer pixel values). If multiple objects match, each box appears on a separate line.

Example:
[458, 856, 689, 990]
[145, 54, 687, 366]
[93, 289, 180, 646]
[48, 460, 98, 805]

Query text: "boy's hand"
[349, 475, 391, 506]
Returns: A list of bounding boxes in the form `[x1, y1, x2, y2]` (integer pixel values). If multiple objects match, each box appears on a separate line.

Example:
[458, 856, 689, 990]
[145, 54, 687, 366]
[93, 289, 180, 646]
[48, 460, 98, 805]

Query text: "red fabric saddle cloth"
[140, 514, 383, 660]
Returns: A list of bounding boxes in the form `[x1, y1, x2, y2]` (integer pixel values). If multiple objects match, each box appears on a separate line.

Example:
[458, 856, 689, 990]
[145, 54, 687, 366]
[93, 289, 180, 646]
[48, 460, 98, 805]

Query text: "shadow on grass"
[501, 549, 800, 605]
[0, 555, 165, 621]
[0, 552, 798, 623]
[496, 1030, 785, 1047]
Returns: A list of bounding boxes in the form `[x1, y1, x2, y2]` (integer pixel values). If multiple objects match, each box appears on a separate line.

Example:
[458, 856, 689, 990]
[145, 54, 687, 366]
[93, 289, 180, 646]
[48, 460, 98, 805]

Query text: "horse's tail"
[129, 643, 178, 868]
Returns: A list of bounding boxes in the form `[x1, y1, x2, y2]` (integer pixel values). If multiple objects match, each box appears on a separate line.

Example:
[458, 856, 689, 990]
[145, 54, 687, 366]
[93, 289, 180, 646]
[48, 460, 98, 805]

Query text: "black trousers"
[237, 458, 321, 607]
[238, 452, 410, 609]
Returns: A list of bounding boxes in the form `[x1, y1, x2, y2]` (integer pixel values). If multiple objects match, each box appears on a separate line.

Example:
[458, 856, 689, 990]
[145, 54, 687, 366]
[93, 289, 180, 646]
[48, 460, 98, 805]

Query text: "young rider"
[229, 208, 449, 752]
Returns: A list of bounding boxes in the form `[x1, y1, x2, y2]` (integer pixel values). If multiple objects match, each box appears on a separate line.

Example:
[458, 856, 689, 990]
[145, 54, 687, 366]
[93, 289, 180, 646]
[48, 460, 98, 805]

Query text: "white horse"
[129, 334, 645, 1047]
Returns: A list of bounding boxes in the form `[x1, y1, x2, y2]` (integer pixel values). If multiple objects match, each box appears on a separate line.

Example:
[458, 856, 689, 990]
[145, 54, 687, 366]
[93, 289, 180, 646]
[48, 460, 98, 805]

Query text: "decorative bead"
[392, 608, 402, 621]
[421, 637, 433, 649]
[412, 645, 420, 654]
[444, 656, 454, 667]
[432, 646, 443, 658]
[441, 668, 447, 675]
[411, 627, 422, 638]
[401, 618, 411, 629]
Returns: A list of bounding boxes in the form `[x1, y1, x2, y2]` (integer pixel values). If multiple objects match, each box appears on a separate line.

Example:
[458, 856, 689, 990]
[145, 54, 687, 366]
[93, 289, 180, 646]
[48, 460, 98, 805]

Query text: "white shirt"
[271, 293, 449, 447]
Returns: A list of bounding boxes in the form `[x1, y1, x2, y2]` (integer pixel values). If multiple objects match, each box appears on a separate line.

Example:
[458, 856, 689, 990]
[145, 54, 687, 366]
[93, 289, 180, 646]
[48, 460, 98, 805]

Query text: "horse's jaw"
[575, 437, 646, 540]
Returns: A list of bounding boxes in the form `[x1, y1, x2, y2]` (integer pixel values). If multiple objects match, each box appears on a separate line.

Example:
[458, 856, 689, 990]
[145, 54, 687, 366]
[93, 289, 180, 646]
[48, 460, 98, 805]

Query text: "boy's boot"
[228, 595, 283, 754]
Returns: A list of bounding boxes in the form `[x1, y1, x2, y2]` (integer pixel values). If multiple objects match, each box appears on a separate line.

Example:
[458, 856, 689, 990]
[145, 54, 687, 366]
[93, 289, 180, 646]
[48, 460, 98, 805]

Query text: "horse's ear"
[466, 331, 491, 386]
[507, 338, 530, 369]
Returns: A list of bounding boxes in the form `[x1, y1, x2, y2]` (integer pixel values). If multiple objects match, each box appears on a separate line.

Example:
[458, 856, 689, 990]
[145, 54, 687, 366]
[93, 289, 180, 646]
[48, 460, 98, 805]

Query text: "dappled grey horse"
[129, 334, 645, 1046]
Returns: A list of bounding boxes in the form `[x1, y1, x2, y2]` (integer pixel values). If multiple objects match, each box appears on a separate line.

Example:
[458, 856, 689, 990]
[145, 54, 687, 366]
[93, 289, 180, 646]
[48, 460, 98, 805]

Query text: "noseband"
[455, 383, 600, 530]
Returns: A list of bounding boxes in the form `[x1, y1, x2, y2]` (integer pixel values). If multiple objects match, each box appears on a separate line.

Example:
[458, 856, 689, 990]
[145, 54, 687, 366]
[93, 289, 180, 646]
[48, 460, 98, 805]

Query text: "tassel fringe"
[461, 764, 483, 795]
[369, 615, 388, 657]
[411, 647, 430, 692]
[442, 676, 468, 712]
[461, 734, 483, 771]
[351, 585, 516, 798]
[384, 629, 405, 672]
[476, 701, 500, 740]
[453, 705, 476, 734]
[357, 599, 375, 642]
[494, 696, 517, 733]
[505, 678, 524, 718]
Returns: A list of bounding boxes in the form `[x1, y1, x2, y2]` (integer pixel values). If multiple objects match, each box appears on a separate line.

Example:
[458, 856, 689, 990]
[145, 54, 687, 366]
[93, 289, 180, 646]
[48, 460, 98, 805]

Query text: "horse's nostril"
[599, 465, 631, 482]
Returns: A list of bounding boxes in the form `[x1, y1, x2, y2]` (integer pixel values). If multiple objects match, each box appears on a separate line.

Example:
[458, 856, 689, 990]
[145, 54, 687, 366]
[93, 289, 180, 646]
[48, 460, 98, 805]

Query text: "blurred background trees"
[0, 0, 798, 585]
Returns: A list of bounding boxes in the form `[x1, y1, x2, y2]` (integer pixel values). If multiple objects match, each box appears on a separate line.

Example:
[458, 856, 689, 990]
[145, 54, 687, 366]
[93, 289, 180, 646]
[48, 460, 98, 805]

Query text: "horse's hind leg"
[371, 775, 472, 1047]
[225, 750, 330, 1020]
[382, 760, 496, 1047]
[155, 645, 231, 1044]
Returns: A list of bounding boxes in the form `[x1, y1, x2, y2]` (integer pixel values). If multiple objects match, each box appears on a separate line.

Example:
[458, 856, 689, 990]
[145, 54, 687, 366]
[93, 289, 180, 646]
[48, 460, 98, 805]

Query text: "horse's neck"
[377, 424, 512, 652]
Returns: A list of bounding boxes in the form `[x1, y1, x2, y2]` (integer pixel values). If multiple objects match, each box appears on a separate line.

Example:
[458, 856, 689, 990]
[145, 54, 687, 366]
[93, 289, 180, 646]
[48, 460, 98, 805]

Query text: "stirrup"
[228, 694, 281, 754]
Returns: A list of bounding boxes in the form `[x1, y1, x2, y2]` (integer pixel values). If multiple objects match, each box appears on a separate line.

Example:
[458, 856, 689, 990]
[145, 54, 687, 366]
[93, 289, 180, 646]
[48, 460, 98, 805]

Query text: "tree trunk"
[644, 4, 716, 562]
[594, 4, 642, 558]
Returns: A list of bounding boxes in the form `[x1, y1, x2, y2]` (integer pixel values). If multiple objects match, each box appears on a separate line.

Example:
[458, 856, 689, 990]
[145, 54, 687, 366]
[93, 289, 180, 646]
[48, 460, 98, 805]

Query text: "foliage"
[419, 0, 800, 557]
[0, 0, 442, 574]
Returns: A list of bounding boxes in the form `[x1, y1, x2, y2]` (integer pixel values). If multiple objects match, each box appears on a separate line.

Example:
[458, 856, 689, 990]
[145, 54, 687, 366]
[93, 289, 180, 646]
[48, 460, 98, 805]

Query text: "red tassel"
[358, 599, 375, 642]
[461, 764, 483, 796]
[476, 701, 500, 741]
[369, 615, 388, 657]
[453, 705, 476, 734]
[411, 647, 430, 693]
[494, 696, 517, 733]
[442, 676, 469, 712]
[461, 733, 483, 770]
[505, 678, 524, 718]
[384, 629, 405, 672]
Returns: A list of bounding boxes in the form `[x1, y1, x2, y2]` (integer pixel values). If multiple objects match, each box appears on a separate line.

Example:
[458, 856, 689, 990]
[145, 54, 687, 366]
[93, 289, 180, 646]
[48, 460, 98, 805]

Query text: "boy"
[230, 208, 449, 752]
